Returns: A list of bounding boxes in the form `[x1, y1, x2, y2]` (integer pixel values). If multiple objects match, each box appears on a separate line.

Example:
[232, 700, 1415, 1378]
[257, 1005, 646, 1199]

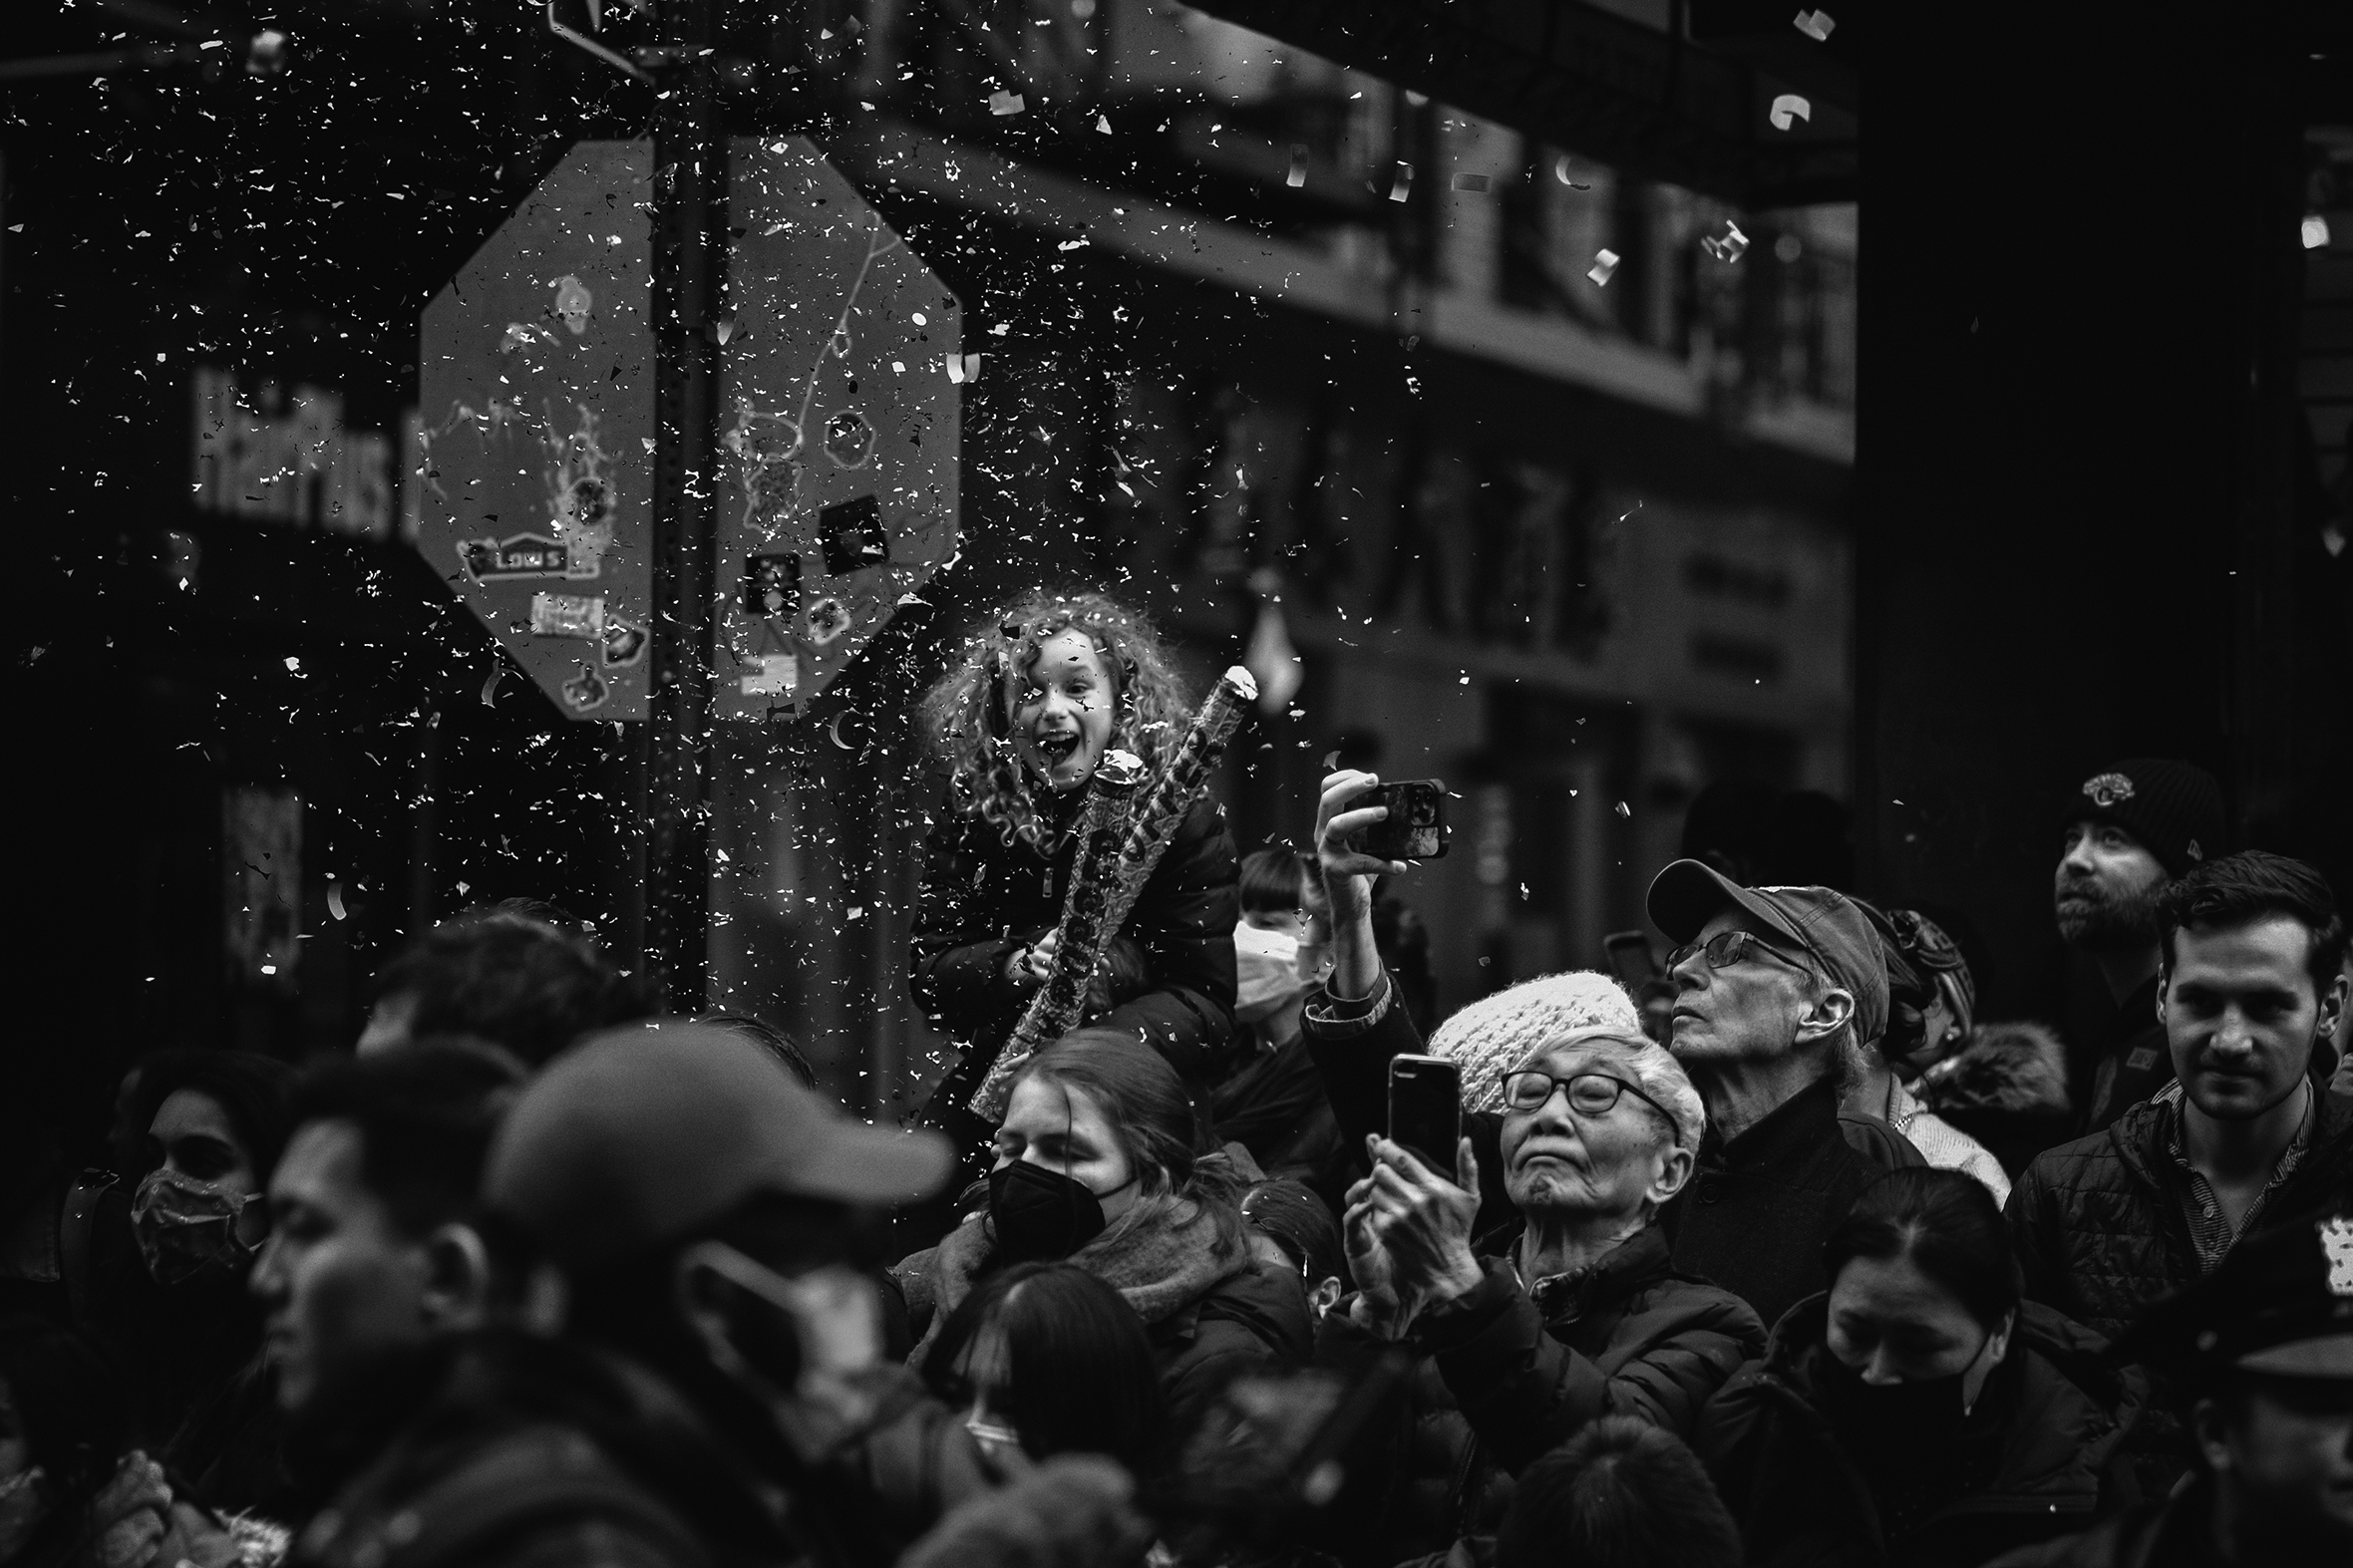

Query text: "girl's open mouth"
[1035, 733, 1083, 767]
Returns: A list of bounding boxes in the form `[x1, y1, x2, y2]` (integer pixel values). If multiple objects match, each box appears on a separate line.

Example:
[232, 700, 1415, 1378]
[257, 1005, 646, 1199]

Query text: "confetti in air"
[1770, 95, 1812, 131]
[1588, 249, 1620, 286]
[2303, 214, 2332, 250]
[1701, 220, 1750, 263]
[989, 91, 1025, 117]
[1287, 146, 1308, 188]
[1389, 161, 1413, 202]
[1794, 9, 1836, 42]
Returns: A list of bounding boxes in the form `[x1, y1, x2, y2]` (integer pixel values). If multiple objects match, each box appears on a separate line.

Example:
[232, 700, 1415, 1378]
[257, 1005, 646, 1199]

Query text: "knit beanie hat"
[2064, 760, 2227, 878]
[1427, 971, 1643, 1114]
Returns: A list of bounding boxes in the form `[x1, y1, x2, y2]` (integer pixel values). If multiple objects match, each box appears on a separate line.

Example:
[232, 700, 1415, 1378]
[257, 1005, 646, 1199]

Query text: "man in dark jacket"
[2050, 759, 2227, 1132]
[251, 1044, 743, 1568]
[1643, 857, 1921, 1328]
[1986, 1196, 2353, 1568]
[2008, 850, 2352, 1491]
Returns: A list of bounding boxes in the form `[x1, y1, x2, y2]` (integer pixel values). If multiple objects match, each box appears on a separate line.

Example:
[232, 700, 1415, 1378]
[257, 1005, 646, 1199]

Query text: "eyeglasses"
[1665, 929, 1816, 981]
[1500, 1070, 1684, 1146]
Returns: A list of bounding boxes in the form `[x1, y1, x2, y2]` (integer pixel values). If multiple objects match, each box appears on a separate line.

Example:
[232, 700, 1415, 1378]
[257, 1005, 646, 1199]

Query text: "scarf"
[899, 1190, 1252, 1363]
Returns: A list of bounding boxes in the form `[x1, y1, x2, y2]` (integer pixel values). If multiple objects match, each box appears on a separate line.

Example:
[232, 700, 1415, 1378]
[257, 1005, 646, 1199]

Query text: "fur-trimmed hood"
[1917, 1020, 2072, 1116]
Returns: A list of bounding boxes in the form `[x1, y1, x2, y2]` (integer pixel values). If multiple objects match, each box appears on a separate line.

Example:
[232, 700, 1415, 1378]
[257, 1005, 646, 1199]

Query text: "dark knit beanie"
[2063, 759, 2227, 878]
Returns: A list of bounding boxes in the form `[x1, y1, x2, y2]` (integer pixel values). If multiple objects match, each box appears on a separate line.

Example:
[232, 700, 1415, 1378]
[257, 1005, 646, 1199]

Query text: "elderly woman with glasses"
[1301, 778, 1766, 1564]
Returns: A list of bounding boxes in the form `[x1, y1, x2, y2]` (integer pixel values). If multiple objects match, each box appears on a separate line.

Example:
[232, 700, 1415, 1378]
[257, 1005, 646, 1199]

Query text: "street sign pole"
[644, 0, 723, 1012]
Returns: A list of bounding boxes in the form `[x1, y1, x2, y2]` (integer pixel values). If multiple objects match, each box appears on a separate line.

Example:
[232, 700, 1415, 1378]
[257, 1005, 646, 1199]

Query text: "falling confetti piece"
[1701, 220, 1750, 263]
[713, 314, 737, 345]
[1794, 9, 1836, 42]
[1450, 172, 1491, 192]
[1770, 94, 1812, 131]
[482, 669, 502, 706]
[1553, 155, 1589, 189]
[1587, 249, 1620, 285]
[283, 657, 301, 672]
[1287, 146, 1308, 187]
[2303, 214, 2332, 249]
[1389, 161, 1413, 202]
[327, 883, 347, 922]
[1321, 751, 1340, 770]
[1096, 115, 1113, 134]
[1615, 801, 1632, 818]
[989, 91, 1025, 116]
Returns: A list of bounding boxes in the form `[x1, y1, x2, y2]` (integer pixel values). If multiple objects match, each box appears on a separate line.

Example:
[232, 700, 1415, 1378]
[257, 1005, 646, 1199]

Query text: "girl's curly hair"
[919, 590, 1195, 855]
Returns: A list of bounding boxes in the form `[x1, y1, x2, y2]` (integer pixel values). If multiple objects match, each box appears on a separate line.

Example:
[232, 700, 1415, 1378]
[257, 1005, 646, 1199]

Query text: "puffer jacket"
[910, 791, 1240, 1111]
[1692, 1296, 2145, 1568]
[2005, 1083, 2353, 1492]
[1312, 1223, 1764, 1566]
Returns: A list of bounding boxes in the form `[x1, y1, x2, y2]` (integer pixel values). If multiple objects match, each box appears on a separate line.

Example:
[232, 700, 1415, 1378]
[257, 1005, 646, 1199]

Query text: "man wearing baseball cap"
[482, 1020, 1147, 1567]
[2053, 758, 2227, 1131]
[1986, 1196, 2353, 1567]
[1644, 860, 1922, 1328]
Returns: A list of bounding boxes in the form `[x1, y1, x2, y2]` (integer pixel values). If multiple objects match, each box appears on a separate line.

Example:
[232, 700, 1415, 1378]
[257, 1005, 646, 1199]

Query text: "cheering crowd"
[3, 591, 2350, 1568]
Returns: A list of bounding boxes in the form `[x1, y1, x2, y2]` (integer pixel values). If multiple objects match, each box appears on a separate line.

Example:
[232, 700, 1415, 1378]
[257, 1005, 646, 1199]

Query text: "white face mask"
[1235, 921, 1310, 1024]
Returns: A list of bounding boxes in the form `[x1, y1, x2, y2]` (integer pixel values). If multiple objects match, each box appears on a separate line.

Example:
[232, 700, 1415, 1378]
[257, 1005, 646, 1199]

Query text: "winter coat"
[285, 1335, 773, 1568]
[1301, 973, 1923, 1326]
[1878, 1077, 2011, 1205]
[1661, 1076, 1924, 1331]
[892, 1193, 1311, 1435]
[2072, 976, 2172, 1135]
[1312, 1223, 1764, 1564]
[1976, 1479, 2222, 1568]
[1693, 1296, 2145, 1568]
[1916, 1020, 2075, 1179]
[2005, 1083, 2353, 1493]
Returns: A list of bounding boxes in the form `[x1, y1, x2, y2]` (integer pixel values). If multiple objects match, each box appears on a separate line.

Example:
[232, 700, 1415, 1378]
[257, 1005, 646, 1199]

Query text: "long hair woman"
[891, 1031, 1306, 1431]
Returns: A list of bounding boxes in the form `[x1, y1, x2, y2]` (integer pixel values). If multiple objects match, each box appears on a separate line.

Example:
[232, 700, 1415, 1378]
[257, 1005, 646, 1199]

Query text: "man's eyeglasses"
[1499, 1070, 1684, 1146]
[1665, 929, 1815, 981]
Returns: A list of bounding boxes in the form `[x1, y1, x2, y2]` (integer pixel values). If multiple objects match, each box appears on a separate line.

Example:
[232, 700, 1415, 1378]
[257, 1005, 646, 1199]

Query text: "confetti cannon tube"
[967, 666, 1258, 1119]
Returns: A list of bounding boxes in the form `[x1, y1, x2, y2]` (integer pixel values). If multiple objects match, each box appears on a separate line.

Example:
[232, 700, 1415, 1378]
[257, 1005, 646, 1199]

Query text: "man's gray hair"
[1522, 1029, 1707, 1151]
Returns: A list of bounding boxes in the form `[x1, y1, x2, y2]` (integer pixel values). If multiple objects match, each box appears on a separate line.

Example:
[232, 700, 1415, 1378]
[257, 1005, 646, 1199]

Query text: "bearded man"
[2052, 760, 2226, 1131]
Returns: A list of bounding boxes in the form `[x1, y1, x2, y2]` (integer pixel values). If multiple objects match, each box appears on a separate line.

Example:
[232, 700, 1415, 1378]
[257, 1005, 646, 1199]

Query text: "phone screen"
[1388, 1055, 1462, 1176]
[1354, 780, 1449, 860]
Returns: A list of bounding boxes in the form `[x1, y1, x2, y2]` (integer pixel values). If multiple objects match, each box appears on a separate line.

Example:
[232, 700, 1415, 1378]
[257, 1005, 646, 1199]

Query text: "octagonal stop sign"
[716, 136, 961, 721]
[415, 137, 959, 724]
[415, 142, 656, 719]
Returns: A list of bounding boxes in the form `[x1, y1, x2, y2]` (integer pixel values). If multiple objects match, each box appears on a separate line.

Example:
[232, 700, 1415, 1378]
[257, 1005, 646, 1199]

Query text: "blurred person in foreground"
[1695, 1167, 2144, 1568]
[2009, 850, 2352, 1491]
[1297, 774, 1763, 1561]
[1986, 1195, 2353, 1568]
[2049, 761, 2227, 1132]
[1848, 905, 2010, 1203]
[355, 900, 648, 1070]
[1642, 850, 1922, 1326]
[1401, 1416, 1742, 1568]
[0, 1316, 259, 1568]
[891, 1031, 1308, 1433]
[487, 1021, 1149, 1568]
[1208, 850, 1346, 1195]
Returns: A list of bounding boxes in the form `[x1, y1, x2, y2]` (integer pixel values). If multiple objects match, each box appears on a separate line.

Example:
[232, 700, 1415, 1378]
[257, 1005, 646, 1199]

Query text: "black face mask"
[987, 1160, 1111, 1263]
[1815, 1350, 1976, 1449]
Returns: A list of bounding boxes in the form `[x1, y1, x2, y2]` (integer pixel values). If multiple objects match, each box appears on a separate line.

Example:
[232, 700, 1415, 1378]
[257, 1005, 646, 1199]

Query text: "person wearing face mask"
[1209, 851, 1348, 1197]
[65, 1052, 293, 1516]
[905, 593, 1241, 1238]
[485, 1021, 1146, 1568]
[1694, 1168, 2145, 1568]
[892, 1031, 1310, 1434]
